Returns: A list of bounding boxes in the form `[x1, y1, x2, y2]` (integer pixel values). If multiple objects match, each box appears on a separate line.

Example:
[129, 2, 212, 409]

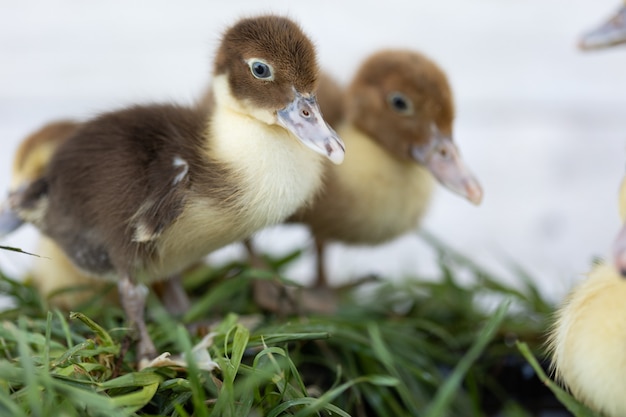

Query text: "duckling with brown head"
[295, 49, 482, 287]
[4, 15, 344, 362]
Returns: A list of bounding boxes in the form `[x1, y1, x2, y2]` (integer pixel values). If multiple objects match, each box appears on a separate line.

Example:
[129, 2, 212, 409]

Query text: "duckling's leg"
[579, 3, 626, 50]
[245, 238, 299, 315]
[152, 275, 190, 316]
[313, 237, 329, 288]
[118, 276, 156, 361]
[243, 238, 263, 269]
[314, 237, 379, 293]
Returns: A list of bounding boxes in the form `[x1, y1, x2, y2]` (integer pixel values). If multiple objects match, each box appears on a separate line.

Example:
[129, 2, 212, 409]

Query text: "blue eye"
[249, 60, 273, 80]
[388, 92, 413, 114]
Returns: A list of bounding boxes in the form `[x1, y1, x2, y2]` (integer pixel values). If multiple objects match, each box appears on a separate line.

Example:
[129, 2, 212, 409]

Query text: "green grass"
[0, 233, 598, 416]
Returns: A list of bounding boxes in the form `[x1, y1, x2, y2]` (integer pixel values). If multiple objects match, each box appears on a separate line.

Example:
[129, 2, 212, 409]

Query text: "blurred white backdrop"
[1, 0, 626, 303]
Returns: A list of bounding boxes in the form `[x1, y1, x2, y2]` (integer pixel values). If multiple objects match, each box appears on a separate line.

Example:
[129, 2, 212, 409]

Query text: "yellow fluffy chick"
[548, 176, 626, 417]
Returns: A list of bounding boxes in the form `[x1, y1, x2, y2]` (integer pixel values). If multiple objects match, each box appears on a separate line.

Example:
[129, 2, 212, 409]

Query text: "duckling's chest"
[209, 107, 325, 224]
[152, 109, 326, 275]
[326, 129, 435, 243]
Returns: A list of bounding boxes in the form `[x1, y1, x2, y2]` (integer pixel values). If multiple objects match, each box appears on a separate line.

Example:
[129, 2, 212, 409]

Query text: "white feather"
[172, 155, 189, 185]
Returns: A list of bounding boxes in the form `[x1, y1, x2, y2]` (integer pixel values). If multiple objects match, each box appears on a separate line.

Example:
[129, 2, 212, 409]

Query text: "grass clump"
[0, 234, 597, 416]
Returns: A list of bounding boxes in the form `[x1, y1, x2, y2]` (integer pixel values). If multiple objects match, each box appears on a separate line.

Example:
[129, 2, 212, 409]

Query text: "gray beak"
[277, 90, 345, 165]
[411, 125, 483, 205]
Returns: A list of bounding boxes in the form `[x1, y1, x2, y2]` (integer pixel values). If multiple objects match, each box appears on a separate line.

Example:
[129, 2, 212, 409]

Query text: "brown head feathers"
[214, 15, 319, 110]
[346, 49, 454, 162]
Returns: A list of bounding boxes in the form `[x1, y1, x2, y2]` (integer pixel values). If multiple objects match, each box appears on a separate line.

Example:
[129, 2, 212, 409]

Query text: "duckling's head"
[10, 120, 79, 191]
[0, 119, 79, 235]
[346, 49, 482, 204]
[213, 15, 344, 164]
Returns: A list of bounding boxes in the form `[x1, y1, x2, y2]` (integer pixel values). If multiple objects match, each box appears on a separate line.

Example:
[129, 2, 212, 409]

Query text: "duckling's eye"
[387, 92, 413, 115]
[248, 59, 274, 80]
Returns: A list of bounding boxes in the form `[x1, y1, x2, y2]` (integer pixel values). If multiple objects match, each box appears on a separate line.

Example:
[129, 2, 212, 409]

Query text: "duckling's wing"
[129, 141, 192, 244]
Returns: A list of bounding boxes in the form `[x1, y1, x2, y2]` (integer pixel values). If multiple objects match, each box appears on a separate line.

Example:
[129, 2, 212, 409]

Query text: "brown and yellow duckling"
[294, 49, 483, 288]
[1, 15, 344, 361]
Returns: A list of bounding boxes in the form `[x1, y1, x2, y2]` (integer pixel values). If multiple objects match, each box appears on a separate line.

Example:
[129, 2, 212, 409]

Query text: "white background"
[1, 0, 626, 304]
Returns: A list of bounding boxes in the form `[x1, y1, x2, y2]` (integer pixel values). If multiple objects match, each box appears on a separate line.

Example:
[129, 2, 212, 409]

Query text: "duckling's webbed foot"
[118, 276, 157, 361]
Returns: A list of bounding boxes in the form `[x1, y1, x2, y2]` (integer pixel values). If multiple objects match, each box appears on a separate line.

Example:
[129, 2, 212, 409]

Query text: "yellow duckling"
[548, 175, 626, 417]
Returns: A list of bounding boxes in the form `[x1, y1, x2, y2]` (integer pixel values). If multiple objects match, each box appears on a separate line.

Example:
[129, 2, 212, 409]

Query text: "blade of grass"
[98, 372, 164, 390]
[175, 325, 209, 417]
[55, 309, 74, 349]
[44, 312, 52, 368]
[516, 341, 597, 417]
[0, 245, 42, 258]
[213, 324, 250, 416]
[0, 389, 28, 417]
[367, 322, 422, 415]
[69, 312, 115, 348]
[109, 380, 161, 411]
[50, 339, 96, 368]
[423, 300, 510, 417]
[16, 317, 45, 416]
[268, 375, 397, 417]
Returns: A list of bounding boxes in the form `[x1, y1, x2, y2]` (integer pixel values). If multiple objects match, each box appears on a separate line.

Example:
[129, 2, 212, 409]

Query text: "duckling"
[1, 119, 110, 308]
[0, 120, 78, 233]
[548, 176, 626, 417]
[3, 15, 344, 361]
[6, 74, 345, 313]
[294, 49, 482, 287]
[9, 120, 79, 192]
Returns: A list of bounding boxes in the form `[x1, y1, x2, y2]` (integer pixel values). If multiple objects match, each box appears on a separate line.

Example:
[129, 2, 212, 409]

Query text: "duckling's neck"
[208, 74, 326, 227]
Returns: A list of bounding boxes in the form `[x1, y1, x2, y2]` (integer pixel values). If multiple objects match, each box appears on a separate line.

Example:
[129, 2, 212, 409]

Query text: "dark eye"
[248, 59, 274, 80]
[387, 92, 413, 114]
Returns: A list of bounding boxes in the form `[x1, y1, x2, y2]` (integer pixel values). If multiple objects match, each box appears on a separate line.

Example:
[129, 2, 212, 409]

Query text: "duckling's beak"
[0, 192, 25, 236]
[613, 222, 626, 277]
[411, 127, 483, 205]
[277, 90, 345, 164]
